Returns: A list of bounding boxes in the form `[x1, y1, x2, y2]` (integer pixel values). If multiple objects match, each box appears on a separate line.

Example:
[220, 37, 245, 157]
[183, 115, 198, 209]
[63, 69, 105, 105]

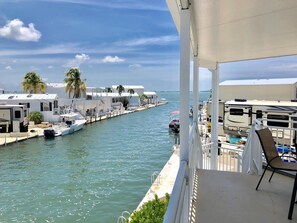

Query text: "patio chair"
[255, 128, 297, 219]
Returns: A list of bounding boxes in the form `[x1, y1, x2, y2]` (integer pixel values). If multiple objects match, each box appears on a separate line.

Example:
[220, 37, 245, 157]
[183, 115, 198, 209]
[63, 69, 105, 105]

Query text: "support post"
[210, 64, 219, 170]
[179, 7, 191, 162]
[193, 56, 199, 123]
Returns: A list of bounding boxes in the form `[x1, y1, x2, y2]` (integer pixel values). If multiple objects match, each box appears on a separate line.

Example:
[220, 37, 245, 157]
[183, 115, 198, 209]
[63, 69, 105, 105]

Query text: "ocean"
[0, 91, 210, 223]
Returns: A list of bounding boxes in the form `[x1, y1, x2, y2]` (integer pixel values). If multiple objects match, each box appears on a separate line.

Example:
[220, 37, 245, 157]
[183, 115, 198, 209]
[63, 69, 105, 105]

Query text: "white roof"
[226, 99, 297, 107]
[144, 91, 157, 96]
[46, 83, 66, 88]
[166, 0, 297, 69]
[0, 94, 58, 100]
[111, 85, 144, 89]
[220, 78, 297, 86]
[87, 92, 139, 97]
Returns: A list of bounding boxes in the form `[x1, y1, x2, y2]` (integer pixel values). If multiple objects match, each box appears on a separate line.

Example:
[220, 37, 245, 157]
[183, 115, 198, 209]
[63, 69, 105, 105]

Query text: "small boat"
[44, 112, 86, 138]
[44, 124, 70, 138]
[169, 111, 180, 133]
[189, 106, 193, 117]
[60, 113, 86, 134]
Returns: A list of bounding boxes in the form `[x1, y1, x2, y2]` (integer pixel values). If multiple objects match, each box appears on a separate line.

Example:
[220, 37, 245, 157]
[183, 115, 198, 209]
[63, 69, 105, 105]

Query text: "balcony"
[192, 169, 297, 223]
[164, 120, 297, 223]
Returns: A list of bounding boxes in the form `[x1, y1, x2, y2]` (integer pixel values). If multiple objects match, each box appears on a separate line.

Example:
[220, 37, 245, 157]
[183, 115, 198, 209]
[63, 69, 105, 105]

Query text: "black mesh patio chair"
[255, 128, 297, 220]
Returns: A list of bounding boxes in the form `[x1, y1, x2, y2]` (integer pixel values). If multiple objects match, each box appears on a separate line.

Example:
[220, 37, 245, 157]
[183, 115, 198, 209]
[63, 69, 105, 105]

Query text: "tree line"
[21, 68, 138, 99]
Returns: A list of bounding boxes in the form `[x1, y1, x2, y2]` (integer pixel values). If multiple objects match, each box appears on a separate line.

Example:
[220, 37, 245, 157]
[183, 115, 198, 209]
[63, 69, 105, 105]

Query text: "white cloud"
[119, 35, 178, 47]
[102, 55, 125, 63]
[0, 19, 41, 42]
[75, 53, 90, 62]
[129, 64, 142, 68]
[5, 65, 12, 70]
[64, 53, 90, 68]
[48, 65, 53, 69]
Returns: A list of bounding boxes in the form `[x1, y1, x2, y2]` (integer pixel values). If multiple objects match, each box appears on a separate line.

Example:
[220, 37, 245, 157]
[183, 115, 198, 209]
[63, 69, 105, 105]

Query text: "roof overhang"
[166, 0, 297, 69]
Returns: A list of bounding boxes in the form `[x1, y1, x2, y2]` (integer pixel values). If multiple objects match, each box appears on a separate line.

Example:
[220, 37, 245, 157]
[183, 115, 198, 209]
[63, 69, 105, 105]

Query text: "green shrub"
[28, 111, 43, 124]
[128, 193, 170, 223]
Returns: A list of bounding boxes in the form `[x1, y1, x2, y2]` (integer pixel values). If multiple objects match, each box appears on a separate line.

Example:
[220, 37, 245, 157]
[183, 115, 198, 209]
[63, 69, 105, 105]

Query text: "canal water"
[0, 91, 209, 223]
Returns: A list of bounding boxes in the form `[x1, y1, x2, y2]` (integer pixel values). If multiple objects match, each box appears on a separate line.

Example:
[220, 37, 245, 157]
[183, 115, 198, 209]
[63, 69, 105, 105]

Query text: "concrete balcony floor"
[192, 169, 297, 223]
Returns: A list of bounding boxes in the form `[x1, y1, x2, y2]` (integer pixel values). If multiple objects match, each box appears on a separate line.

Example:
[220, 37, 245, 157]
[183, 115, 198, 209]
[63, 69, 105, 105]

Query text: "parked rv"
[0, 104, 28, 133]
[224, 99, 297, 146]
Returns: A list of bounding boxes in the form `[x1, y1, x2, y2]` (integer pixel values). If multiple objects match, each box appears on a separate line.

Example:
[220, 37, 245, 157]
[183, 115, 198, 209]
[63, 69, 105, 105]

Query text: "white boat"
[60, 113, 86, 134]
[44, 113, 86, 138]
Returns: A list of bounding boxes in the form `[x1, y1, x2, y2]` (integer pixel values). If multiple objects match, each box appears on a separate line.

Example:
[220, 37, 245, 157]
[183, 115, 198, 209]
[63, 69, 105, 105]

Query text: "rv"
[0, 104, 29, 133]
[224, 99, 297, 146]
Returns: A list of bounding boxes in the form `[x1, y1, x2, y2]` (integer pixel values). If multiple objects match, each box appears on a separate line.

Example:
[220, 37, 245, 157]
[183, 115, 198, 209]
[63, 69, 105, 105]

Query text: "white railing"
[164, 118, 297, 223]
[163, 160, 188, 223]
[202, 142, 243, 172]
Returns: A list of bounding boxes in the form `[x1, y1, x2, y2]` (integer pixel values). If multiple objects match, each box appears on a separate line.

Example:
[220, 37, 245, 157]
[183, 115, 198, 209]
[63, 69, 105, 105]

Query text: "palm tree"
[127, 88, 135, 98]
[64, 68, 86, 98]
[22, 72, 46, 93]
[105, 87, 112, 93]
[140, 94, 148, 105]
[116, 85, 125, 96]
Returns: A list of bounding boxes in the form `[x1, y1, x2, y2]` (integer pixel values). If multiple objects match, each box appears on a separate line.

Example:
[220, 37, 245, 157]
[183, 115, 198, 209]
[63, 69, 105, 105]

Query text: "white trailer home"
[144, 91, 159, 104]
[224, 99, 297, 146]
[0, 104, 28, 133]
[0, 94, 59, 123]
[219, 78, 297, 101]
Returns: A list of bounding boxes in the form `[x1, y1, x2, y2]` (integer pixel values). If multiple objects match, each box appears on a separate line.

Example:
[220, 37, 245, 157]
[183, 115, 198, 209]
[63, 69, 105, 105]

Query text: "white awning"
[166, 0, 297, 69]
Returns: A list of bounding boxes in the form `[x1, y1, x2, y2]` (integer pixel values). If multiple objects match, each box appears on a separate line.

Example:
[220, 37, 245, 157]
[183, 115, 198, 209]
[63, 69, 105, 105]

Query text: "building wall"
[219, 84, 295, 101]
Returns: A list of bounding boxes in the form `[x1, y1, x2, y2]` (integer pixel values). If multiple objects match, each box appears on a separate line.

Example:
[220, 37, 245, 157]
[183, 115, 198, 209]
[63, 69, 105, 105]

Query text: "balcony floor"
[193, 169, 297, 223]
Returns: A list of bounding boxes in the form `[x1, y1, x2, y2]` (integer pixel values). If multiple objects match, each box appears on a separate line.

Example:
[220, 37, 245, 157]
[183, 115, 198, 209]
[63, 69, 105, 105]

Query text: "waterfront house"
[111, 85, 144, 96]
[0, 94, 59, 123]
[164, 1, 297, 222]
[144, 91, 159, 104]
[219, 78, 297, 101]
[89, 92, 140, 108]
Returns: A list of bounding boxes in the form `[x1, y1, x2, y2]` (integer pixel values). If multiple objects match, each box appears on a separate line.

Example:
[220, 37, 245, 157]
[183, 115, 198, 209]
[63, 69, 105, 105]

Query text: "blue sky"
[0, 0, 296, 92]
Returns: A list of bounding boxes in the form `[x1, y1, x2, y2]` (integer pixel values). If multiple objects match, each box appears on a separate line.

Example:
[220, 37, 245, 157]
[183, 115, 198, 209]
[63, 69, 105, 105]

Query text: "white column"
[179, 8, 191, 162]
[193, 56, 199, 123]
[210, 64, 219, 170]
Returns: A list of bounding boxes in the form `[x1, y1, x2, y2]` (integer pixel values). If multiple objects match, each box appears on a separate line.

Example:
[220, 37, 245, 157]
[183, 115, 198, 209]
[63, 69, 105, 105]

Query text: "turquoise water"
[0, 91, 209, 223]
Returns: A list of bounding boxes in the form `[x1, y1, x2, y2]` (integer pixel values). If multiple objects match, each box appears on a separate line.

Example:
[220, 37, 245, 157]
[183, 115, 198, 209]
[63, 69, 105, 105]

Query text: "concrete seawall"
[136, 145, 180, 210]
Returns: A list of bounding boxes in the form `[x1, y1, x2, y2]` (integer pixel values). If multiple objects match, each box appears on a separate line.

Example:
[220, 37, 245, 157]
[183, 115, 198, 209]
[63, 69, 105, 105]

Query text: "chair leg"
[256, 164, 268, 190]
[269, 169, 275, 182]
[288, 173, 297, 220]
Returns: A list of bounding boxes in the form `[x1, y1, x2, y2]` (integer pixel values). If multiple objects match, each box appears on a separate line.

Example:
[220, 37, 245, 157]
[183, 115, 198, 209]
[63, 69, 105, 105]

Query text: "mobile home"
[0, 104, 28, 133]
[0, 94, 59, 123]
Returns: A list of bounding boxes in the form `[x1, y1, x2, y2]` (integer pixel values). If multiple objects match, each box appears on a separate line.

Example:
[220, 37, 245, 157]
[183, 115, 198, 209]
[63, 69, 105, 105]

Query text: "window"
[267, 114, 289, 127]
[230, 108, 244, 116]
[54, 100, 58, 109]
[256, 110, 263, 119]
[19, 103, 30, 108]
[15, 110, 21, 118]
[40, 102, 50, 111]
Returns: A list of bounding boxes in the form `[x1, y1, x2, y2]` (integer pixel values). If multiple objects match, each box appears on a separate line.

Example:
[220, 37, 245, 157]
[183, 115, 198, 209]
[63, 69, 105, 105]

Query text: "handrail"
[163, 161, 187, 223]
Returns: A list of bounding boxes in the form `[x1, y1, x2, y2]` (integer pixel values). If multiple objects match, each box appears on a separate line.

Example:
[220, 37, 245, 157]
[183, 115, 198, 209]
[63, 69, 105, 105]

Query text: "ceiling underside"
[166, 0, 297, 69]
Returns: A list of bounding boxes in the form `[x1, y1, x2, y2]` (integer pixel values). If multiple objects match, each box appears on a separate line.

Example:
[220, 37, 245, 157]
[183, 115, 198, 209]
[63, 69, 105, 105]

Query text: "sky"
[0, 0, 296, 92]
